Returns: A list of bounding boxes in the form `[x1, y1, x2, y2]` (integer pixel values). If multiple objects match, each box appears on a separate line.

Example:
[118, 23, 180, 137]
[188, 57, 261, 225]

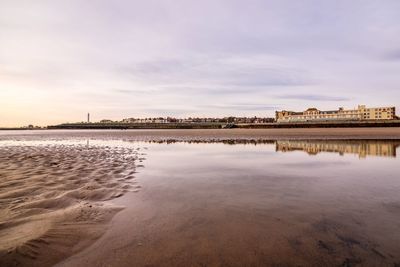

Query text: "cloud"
[381, 49, 400, 61]
[276, 94, 351, 101]
[111, 88, 157, 95]
[200, 104, 278, 111]
[155, 86, 277, 96]
[117, 55, 313, 89]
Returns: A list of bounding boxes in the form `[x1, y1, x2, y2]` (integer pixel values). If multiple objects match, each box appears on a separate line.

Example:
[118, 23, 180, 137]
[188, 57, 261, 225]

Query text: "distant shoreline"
[43, 119, 400, 129]
[2, 120, 400, 131]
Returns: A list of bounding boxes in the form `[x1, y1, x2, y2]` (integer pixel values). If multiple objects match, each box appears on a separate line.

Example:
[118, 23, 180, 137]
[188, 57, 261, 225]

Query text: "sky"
[1, 0, 400, 126]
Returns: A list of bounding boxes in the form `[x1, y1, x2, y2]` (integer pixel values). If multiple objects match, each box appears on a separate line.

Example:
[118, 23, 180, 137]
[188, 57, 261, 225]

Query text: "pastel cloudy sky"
[1, 0, 400, 126]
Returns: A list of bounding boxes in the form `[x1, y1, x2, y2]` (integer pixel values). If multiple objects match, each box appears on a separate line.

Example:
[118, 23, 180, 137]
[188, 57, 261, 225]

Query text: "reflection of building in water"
[276, 140, 399, 158]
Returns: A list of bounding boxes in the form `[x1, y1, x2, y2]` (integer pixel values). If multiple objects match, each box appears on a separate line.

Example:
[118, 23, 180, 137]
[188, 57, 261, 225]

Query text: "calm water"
[63, 139, 400, 267]
[1, 135, 400, 266]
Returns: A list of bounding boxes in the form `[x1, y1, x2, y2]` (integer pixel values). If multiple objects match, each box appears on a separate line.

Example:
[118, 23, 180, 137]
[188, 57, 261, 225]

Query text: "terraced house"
[276, 105, 396, 122]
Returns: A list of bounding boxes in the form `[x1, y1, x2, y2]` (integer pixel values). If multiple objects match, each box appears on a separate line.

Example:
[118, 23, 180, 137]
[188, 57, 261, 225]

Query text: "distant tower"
[87, 113, 90, 123]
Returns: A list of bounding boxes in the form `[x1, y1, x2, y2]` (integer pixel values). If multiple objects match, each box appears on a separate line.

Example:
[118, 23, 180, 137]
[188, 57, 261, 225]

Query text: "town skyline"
[1, 102, 399, 128]
[14, 103, 395, 129]
[1, 0, 400, 127]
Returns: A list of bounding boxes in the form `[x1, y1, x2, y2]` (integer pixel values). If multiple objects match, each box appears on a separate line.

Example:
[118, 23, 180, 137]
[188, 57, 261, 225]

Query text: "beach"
[1, 129, 400, 266]
[3, 0, 400, 265]
[0, 140, 143, 266]
[1, 127, 400, 141]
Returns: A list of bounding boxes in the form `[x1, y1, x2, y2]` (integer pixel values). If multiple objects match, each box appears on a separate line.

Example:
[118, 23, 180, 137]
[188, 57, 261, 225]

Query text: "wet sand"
[0, 143, 142, 266]
[1, 127, 400, 141]
[1, 130, 400, 266]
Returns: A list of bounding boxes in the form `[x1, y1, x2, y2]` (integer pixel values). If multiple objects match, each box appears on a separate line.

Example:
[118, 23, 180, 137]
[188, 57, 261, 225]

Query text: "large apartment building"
[276, 105, 396, 123]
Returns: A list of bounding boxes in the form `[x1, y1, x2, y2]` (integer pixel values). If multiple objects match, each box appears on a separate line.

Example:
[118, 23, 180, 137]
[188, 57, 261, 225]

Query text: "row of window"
[286, 115, 361, 119]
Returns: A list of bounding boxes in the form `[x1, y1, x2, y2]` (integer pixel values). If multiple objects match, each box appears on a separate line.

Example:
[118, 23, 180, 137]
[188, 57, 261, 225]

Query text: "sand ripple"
[0, 144, 143, 266]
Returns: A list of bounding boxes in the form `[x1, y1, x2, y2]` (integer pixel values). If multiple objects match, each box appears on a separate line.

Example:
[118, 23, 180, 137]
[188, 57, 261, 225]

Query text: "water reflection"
[1, 134, 400, 266]
[275, 140, 399, 158]
[1, 138, 399, 158]
[98, 138, 400, 266]
[144, 139, 400, 158]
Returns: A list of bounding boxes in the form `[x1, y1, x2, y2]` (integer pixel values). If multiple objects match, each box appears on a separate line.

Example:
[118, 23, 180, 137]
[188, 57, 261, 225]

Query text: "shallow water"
[62, 139, 400, 267]
[1, 133, 400, 266]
